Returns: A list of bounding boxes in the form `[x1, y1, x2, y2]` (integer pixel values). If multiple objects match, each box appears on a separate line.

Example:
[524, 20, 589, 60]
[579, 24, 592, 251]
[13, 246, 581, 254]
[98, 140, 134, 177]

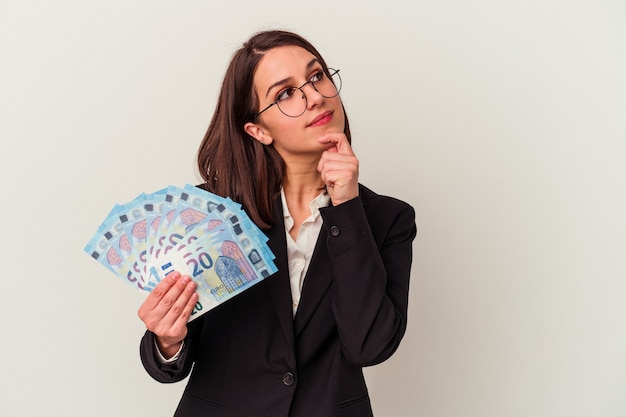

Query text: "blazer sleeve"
[139, 317, 204, 383]
[319, 192, 416, 366]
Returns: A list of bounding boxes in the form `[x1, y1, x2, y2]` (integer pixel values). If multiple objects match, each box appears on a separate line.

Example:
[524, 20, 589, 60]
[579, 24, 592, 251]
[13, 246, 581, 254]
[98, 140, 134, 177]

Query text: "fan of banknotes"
[84, 184, 278, 321]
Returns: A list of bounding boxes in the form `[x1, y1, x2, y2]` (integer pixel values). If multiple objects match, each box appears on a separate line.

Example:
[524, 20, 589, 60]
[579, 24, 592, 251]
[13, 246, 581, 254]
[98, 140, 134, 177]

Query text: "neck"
[281, 159, 324, 206]
[282, 155, 324, 191]
[281, 162, 326, 241]
[282, 173, 325, 199]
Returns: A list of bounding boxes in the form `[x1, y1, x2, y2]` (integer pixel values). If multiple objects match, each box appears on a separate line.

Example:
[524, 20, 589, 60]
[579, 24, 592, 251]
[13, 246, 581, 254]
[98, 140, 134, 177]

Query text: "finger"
[161, 275, 197, 322]
[153, 277, 198, 336]
[169, 291, 199, 334]
[317, 152, 360, 205]
[318, 133, 354, 155]
[320, 168, 357, 188]
[141, 275, 196, 334]
[139, 271, 192, 324]
[318, 151, 359, 167]
[139, 271, 182, 313]
[317, 152, 359, 179]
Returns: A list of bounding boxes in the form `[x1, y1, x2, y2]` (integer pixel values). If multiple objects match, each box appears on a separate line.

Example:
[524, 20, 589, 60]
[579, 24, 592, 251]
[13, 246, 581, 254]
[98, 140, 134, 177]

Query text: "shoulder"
[357, 183, 416, 238]
[358, 184, 414, 216]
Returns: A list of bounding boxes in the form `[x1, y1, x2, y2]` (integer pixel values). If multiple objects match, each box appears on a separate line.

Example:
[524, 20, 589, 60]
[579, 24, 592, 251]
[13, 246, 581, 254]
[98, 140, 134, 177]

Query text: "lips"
[307, 110, 333, 127]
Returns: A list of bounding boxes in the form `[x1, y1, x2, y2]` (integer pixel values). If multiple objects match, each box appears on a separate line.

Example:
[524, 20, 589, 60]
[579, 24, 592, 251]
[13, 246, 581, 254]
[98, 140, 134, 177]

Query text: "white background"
[1, 1, 625, 416]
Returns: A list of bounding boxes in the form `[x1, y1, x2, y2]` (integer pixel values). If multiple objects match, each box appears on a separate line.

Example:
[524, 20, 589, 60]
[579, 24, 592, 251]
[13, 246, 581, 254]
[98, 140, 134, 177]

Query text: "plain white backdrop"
[1, 1, 625, 416]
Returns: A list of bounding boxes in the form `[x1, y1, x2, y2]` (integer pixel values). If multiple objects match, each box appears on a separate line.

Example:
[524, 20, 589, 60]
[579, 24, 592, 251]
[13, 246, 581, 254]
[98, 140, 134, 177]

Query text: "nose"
[302, 83, 324, 109]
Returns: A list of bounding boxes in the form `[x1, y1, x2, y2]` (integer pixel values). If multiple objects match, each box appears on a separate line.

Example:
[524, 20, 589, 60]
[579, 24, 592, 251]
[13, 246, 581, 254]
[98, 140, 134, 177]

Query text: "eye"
[309, 70, 324, 83]
[276, 87, 298, 102]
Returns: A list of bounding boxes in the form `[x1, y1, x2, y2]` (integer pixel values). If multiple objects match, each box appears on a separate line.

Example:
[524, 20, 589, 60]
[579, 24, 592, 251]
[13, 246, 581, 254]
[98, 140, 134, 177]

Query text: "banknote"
[149, 225, 276, 320]
[142, 187, 169, 286]
[146, 187, 213, 278]
[148, 186, 184, 257]
[117, 193, 153, 290]
[84, 183, 278, 320]
[181, 184, 275, 262]
[85, 205, 149, 291]
[145, 185, 188, 285]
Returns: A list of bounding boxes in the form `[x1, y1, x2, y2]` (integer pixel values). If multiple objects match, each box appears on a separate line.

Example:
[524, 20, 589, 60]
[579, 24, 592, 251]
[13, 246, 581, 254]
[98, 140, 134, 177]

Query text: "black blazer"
[140, 184, 417, 417]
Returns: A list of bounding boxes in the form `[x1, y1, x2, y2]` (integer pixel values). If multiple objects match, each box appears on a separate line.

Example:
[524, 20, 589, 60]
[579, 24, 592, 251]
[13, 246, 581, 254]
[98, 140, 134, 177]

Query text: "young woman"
[138, 30, 417, 417]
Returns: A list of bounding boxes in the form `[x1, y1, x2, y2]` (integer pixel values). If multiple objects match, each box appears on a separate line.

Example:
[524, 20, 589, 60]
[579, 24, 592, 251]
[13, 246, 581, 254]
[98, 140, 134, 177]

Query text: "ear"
[244, 122, 273, 145]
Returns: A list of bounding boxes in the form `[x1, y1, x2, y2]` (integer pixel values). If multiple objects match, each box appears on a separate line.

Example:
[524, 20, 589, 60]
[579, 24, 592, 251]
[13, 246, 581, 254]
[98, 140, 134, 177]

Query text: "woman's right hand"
[138, 271, 198, 359]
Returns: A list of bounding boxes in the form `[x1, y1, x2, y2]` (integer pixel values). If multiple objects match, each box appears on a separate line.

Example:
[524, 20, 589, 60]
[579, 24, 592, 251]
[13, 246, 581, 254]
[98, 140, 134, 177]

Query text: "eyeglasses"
[255, 68, 342, 119]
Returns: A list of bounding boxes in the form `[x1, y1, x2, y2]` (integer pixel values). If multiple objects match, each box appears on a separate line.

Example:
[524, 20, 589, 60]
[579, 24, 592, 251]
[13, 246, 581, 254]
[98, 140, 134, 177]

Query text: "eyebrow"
[264, 58, 320, 98]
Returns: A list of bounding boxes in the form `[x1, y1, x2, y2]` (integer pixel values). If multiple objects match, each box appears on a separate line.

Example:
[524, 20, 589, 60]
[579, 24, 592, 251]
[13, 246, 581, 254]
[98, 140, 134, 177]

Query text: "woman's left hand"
[317, 133, 359, 206]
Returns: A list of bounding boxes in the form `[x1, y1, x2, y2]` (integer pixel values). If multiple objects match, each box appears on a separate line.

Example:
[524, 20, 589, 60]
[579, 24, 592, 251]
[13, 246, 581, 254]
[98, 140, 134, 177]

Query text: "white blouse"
[281, 188, 330, 316]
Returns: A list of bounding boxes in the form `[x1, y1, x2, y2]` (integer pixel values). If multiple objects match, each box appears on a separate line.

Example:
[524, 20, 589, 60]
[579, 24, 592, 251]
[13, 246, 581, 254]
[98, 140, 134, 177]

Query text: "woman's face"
[244, 45, 345, 161]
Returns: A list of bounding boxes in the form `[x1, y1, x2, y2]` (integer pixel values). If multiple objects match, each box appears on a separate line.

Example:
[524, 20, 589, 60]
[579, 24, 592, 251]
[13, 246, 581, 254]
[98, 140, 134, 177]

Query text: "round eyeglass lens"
[318, 69, 342, 98]
[275, 69, 342, 117]
[276, 87, 307, 117]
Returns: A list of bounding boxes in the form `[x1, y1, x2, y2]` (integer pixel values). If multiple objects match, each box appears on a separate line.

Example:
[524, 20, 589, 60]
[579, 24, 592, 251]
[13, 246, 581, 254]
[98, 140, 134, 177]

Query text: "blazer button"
[329, 225, 340, 236]
[282, 372, 295, 386]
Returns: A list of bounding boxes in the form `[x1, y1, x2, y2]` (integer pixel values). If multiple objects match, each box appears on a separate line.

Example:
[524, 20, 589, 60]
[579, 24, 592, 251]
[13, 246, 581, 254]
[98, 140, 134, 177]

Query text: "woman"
[138, 29, 417, 417]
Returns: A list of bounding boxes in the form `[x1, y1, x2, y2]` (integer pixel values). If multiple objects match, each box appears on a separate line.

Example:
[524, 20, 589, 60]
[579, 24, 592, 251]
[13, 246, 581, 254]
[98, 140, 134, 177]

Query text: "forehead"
[254, 45, 319, 86]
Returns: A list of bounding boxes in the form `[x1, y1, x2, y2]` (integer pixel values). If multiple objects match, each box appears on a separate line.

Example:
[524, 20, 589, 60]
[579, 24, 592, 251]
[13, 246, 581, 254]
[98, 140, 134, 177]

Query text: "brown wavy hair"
[196, 30, 351, 230]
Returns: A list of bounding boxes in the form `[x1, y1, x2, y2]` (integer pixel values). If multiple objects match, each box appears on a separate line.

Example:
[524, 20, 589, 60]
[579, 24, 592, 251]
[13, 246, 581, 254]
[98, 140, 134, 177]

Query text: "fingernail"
[180, 275, 190, 284]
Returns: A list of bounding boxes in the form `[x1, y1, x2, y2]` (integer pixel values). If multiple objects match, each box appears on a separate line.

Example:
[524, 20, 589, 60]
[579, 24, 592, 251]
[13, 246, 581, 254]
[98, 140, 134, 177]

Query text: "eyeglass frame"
[253, 68, 341, 120]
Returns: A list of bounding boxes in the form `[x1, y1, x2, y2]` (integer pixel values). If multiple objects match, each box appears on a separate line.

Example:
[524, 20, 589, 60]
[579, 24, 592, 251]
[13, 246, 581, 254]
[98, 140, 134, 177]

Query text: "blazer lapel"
[264, 198, 295, 351]
[293, 188, 370, 337]
[293, 226, 333, 337]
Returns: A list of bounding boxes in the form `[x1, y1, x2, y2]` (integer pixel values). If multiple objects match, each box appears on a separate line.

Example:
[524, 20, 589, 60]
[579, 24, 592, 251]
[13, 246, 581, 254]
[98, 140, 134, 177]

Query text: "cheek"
[265, 117, 303, 141]
[333, 97, 346, 128]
